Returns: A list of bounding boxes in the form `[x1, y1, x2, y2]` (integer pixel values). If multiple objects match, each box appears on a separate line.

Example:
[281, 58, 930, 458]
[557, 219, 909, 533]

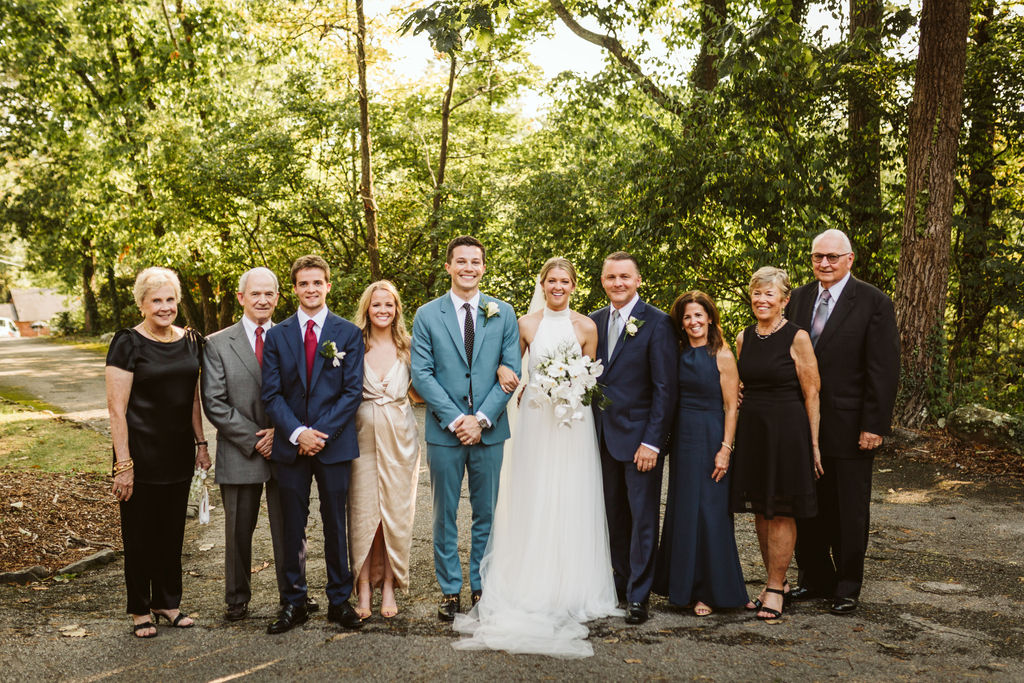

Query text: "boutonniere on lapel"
[320, 340, 346, 367]
[625, 317, 644, 337]
[480, 301, 500, 324]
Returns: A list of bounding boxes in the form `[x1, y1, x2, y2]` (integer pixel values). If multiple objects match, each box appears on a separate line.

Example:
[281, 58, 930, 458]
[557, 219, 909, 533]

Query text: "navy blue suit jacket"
[590, 299, 678, 461]
[261, 310, 365, 465]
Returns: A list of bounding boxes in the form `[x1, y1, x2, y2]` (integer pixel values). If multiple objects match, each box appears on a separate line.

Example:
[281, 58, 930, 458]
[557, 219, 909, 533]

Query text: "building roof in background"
[9, 288, 75, 322]
[0, 303, 14, 319]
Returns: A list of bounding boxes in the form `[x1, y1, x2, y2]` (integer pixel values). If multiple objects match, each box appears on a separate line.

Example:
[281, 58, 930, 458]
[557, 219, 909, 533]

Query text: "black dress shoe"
[790, 585, 828, 602]
[224, 603, 249, 621]
[306, 595, 320, 613]
[327, 601, 365, 630]
[267, 603, 308, 634]
[471, 590, 482, 606]
[625, 601, 649, 625]
[437, 593, 461, 622]
[830, 597, 859, 615]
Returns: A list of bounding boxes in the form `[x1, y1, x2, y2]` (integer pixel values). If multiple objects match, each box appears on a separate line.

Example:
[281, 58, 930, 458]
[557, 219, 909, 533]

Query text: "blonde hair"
[538, 257, 578, 287]
[353, 280, 412, 362]
[133, 267, 182, 309]
[749, 266, 792, 299]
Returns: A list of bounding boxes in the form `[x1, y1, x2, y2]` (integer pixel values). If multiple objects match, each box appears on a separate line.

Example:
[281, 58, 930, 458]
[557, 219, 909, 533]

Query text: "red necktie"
[254, 326, 264, 367]
[304, 319, 317, 383]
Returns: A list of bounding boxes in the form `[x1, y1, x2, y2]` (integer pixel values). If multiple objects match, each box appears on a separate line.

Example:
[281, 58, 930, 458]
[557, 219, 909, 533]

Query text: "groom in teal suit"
[411, 235, 520, 621]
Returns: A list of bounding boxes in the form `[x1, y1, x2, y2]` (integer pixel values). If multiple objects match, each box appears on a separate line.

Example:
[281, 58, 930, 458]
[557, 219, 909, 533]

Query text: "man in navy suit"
[591, 252, 678, 624]
[261, 255, 365, 634]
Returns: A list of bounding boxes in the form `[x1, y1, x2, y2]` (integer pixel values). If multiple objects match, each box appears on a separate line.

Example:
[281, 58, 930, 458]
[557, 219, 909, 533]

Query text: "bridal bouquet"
[528, 342, 607, 426]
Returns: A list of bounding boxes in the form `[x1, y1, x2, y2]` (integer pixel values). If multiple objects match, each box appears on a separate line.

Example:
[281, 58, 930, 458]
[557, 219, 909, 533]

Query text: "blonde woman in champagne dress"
[349, 281, 421, 619]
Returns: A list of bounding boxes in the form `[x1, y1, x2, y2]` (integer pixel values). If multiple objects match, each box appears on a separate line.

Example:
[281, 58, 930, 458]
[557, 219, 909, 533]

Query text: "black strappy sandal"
[152, 610, 194, 628]
[132, 620, 157, 638]
[749, 579, 790, 610]
[756, 587, 786, 620]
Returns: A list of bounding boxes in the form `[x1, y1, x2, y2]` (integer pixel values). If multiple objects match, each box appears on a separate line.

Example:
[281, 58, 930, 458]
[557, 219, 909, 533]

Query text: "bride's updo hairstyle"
[538, 257, 578, 288]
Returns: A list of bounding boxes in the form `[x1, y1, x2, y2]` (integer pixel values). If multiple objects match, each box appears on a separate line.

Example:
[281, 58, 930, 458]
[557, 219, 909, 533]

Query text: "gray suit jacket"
[201, 320, 273, 485]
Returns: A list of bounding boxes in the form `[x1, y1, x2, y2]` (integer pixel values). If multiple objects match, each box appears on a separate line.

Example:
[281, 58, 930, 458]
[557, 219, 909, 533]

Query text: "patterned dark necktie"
[462, 302, 475, 368]
[810, 289, 831, 346]
[254, 326, 264, 368]
[304, 319, 317, 382]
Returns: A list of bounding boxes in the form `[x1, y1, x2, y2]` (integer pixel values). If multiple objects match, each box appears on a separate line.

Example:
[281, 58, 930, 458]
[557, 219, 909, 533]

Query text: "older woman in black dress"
[105, 267, 210, 638]
[731, 267, 821, 621]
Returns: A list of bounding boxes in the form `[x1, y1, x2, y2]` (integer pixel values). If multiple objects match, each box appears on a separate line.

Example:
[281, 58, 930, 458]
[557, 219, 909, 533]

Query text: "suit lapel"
[309, 313, 337, 391]
[441, 295, 470, 366]
[471, 296, 488, 367]
[817, 278, 858, 349]
[280, 315, 308, 391]
[607, 300, 644, 370]
[797, 286, 816, 329]
[226, 321, 261, 383]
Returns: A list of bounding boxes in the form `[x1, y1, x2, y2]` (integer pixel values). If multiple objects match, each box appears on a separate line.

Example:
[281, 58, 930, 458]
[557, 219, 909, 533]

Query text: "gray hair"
[812, 228, 853, 253]
[749, 266, 792, 299]
[237, 267, 279, 294]
[133, 267, 182, 308]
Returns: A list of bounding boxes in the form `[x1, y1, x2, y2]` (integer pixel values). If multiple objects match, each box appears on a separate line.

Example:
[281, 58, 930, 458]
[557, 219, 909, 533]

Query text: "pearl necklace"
[754, 317, 786, 340]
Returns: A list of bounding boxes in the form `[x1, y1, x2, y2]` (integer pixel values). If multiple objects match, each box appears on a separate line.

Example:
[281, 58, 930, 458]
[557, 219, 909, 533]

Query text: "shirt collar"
[449, 290, 481, 311]
[611, 293, 641, 321]
[818, 272, 852, 302]
[297, 307, 329, 330]
[241, 314, 271, 337]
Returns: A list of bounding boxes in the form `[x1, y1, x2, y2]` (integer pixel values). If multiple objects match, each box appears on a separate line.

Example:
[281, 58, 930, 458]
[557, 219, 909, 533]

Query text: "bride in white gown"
[453, 257, 622, 659]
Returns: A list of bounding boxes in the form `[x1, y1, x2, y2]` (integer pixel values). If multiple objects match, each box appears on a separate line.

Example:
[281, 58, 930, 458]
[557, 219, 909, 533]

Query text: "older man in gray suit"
[202, 267, 316, 621]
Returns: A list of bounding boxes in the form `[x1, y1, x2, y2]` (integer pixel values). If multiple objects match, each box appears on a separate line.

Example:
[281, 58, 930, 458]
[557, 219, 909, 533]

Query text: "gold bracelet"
[112, 459, 134, 476]
[721, 442, 734, 451]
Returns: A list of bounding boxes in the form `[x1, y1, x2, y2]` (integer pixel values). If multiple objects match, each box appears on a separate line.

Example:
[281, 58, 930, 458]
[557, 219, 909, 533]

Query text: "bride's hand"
[497, 366, 519, 394]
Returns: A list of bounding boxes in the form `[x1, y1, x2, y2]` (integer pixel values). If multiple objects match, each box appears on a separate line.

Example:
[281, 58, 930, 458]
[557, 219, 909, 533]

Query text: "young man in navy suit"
[261, 255, 365, 633]
[591, 252, 678, 624]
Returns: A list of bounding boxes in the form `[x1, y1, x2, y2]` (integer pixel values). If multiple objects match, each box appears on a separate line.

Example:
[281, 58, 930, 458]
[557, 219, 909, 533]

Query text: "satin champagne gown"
[348, 359, 421, 591]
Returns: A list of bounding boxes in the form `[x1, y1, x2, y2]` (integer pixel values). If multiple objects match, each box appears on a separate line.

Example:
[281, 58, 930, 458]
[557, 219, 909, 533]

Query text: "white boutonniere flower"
[483, 301, 500, 318]
[625, 317, 645, 337]
[319, 340, 346, 367]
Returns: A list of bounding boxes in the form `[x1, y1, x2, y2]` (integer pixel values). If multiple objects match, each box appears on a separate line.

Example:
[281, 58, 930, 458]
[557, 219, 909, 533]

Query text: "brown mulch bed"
[0, 470, 122, 573]
[897, 429, 1024, 482]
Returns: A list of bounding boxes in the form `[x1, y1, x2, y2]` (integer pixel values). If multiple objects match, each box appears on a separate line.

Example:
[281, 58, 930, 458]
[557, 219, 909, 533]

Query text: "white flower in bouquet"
[529, 341, 608, 427]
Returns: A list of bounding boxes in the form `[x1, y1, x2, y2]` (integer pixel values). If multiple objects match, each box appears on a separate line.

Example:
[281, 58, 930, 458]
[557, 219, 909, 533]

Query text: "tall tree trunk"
[847, 0, 886, 288]
[425, 54, 457, 298]
[106, 265, 123, 329]
[355, 0, 382, 281]
[217, 277, 235, 330]
[79, 237, 99, 334]
[893, 0, 970, 427]
[948, 0, 998, 386]
[692, 0, 727, 91]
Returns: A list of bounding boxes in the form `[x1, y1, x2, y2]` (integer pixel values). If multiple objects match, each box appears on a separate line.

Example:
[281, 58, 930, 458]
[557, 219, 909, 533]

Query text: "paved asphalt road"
[1, 336, 1023, 681]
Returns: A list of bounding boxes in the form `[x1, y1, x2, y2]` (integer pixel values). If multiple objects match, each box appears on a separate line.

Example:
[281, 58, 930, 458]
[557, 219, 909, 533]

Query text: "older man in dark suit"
[202, 267, 322, 623]
[786, 229, 900, 615]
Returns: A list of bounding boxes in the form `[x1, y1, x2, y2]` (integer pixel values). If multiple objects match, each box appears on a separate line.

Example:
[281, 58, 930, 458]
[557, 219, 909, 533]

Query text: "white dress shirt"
[289, 306, 330, 445]
[447, 290, 491, 431]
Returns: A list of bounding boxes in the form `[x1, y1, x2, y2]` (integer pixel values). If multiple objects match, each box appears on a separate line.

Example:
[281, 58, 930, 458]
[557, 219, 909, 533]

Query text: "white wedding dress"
[453, 306, 622, 659]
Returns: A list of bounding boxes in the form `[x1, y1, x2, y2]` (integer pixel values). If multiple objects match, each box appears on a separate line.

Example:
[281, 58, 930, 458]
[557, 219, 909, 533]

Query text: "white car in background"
[0, 317, 20, 338]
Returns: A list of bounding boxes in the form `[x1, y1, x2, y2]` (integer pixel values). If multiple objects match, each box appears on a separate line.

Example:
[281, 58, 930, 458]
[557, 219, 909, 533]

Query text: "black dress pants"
[119, 480, 191, 615]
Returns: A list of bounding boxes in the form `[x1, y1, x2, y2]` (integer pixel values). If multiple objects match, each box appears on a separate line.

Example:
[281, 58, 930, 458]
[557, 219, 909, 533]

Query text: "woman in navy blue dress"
[654, 291, 749, 616]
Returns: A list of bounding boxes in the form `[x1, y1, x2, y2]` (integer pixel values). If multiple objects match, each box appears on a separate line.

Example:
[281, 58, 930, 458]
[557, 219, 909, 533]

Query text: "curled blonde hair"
[749, 266, 792, 300]
[353, 280, 412, 362]
[133, 267, 182, 309]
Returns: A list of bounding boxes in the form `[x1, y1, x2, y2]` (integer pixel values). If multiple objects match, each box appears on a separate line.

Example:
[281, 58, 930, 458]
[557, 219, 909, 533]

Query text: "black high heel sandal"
[152, 610, 194, 628]
[748, 579, 791, 610]
[132, 620, 157, 638]
[755, 587, 786, 620]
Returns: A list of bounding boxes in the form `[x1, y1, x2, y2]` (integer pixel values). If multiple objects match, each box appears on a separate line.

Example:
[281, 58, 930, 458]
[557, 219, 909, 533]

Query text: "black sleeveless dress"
[730, 322, 817, 519]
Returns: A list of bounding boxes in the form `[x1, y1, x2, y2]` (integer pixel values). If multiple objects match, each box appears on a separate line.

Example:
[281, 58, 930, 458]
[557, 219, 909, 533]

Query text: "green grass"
[50, 336, 109, 354]
[0, 398, 109, 474]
